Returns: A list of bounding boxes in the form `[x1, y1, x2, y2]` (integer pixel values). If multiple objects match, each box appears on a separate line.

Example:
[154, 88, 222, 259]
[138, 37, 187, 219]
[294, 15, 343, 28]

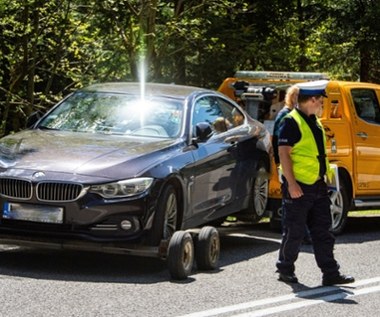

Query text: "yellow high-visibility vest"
[281, 109, 332, 185]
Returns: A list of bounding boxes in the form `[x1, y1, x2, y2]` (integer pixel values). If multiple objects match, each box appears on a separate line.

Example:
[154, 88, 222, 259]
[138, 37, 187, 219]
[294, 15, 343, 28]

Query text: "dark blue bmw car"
[0, 83, 272, 277]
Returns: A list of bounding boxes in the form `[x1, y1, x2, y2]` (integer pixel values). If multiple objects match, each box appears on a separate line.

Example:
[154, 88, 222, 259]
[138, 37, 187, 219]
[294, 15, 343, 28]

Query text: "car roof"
[81, 82, 209, 99]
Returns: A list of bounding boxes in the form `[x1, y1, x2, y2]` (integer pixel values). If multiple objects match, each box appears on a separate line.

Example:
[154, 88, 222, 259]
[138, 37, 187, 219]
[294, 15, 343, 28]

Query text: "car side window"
[192, 96, 246, 136]
[216, 97, 245, 128]
[352, 89, 380, 123]
[192, 96, 223, 126]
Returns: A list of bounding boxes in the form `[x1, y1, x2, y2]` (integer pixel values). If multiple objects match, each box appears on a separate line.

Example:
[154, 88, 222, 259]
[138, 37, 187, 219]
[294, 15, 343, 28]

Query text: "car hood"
[0, 130, 180, 181]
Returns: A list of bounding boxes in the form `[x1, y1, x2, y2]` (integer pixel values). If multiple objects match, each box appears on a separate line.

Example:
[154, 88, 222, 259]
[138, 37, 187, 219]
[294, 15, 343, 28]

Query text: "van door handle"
[356, 132, 368, 139]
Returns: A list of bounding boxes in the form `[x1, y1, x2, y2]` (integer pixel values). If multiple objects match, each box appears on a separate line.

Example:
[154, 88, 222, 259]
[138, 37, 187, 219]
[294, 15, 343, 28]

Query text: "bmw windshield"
[38, 91, 184, 138]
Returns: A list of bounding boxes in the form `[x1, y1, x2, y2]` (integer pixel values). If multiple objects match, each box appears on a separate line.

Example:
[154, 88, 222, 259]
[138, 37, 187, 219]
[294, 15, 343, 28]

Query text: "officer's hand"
[288, 182, 303, 199]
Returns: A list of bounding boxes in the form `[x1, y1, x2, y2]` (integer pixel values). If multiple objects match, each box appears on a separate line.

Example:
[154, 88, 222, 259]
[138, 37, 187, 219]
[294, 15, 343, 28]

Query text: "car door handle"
[356, 132, 368, 139]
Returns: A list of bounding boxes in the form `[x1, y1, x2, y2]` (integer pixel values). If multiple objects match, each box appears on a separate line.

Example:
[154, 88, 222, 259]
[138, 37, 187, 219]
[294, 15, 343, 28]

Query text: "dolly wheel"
[167, 231, 194, 280]
[195, 226, 220, 270]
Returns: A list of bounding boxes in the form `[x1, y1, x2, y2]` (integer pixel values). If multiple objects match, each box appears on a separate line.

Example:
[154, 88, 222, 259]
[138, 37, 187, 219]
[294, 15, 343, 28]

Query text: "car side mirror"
[26, 111, 43, 128]
[194, 122, 213, 142]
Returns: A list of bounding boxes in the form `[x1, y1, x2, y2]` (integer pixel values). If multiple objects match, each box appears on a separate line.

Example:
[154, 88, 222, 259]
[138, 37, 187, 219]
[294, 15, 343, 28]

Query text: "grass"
[348, 210, 380, 217]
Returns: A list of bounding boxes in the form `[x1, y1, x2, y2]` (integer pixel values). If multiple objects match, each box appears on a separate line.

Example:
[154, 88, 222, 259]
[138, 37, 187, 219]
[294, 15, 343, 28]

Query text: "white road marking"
[224, 232, 282, 244]
[233, 285, 380, 317]
[349, 276, 380, 287]
[177, 277, 380, 317]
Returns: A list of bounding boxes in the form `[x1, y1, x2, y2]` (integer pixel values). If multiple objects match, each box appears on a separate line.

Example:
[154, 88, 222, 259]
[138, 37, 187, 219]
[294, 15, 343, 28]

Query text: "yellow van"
[218, 71, 380, 234]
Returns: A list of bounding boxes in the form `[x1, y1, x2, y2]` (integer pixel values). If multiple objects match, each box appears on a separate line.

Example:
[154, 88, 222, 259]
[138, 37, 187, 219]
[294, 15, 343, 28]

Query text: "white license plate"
[2, 202, 63, 224]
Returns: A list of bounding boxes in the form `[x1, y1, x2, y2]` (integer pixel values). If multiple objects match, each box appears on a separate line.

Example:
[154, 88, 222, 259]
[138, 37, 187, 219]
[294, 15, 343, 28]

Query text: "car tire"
[167, 231, 194, 280]
[195, 226, 220, 270]
[247, 160, 269, 222]
[252, 161, 269, 219]
[147, 184, 178, 246]
[329, 175, 349, 235]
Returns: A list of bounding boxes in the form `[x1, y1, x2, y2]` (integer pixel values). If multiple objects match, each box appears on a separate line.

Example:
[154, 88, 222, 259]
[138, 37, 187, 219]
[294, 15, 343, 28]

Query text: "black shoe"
[278, 272, 298, 283]
[322, 274, 355, 286]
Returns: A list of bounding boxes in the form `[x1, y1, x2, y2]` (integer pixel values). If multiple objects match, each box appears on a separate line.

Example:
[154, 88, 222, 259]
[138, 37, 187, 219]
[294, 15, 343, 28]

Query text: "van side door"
[350, 87, 380, 193]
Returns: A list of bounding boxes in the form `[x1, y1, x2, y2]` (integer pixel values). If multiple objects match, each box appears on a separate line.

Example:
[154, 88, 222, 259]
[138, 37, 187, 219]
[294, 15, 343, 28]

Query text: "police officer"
[275, 80, 355, 286]
[273, 84, 312, 245]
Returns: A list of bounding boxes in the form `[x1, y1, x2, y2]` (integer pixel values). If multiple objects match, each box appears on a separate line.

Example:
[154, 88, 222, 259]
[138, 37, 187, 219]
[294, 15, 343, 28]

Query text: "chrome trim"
[0, 178, 33, 200]
[0, 177, 88, 202]
[36, 182, 88, 202]
[354, 199, 380, 208]
[90, 224, 119, 231]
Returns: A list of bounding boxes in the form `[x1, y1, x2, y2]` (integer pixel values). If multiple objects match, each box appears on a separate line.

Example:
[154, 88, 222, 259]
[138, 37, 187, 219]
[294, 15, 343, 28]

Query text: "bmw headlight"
[90, 178, 154, 198]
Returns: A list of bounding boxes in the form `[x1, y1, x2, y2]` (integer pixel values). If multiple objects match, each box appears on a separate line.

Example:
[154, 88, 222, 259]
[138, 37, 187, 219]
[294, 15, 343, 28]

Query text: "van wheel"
[329, 176, 349, 235]
[167, 231, 194, 280]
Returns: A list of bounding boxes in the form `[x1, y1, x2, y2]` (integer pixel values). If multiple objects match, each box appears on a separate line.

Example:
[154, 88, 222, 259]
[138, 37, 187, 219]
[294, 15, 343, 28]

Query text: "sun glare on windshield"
[38, 91, 183, 138]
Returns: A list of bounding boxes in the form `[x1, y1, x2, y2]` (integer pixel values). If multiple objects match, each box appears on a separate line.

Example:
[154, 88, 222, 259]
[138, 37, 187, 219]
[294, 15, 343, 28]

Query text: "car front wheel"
[147, 184, 178, 246]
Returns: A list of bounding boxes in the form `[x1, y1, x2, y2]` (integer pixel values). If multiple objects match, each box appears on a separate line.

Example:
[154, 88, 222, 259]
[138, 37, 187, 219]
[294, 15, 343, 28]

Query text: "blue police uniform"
[272, 106, 292, 165]
[275, 80, 354, 286]
[276, 109, 339, 276]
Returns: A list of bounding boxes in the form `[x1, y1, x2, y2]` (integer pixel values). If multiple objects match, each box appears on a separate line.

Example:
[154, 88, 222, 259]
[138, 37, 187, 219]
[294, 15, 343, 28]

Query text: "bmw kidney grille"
[0, 178, 84, 202]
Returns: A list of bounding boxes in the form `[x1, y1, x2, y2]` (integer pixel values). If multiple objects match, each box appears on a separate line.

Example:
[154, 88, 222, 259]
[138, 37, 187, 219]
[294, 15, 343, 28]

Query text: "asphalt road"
[0, 215, 380, 317]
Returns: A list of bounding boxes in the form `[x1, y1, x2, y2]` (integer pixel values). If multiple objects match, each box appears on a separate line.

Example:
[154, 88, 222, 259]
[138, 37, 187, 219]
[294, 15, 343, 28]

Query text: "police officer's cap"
[297, 80, 328, 97]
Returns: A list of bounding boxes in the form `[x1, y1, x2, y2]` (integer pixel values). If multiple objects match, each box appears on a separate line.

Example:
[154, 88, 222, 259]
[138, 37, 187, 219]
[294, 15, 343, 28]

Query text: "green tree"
[1, 0, 380, 136]
[326, 0, 380, 82]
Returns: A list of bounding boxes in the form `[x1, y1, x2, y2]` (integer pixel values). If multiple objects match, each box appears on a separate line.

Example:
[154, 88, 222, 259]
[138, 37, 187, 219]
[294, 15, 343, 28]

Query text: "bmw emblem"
[33, 171, 46, 178]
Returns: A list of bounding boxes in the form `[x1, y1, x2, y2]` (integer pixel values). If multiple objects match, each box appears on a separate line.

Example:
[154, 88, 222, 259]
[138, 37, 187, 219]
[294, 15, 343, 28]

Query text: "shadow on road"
[335, 215, 380, 244]
[0, 215, 378, 284]
[217, 221, 280, 268]
[0, 222, 280, 284]
[0, 246, 171, 283]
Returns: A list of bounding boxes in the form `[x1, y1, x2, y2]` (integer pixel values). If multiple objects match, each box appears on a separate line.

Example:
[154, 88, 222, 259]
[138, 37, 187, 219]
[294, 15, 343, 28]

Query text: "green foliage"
[1, 0, 380, 135]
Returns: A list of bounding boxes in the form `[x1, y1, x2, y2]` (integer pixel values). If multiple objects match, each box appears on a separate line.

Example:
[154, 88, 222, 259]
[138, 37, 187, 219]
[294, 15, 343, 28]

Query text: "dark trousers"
[276, 179, 340, 278]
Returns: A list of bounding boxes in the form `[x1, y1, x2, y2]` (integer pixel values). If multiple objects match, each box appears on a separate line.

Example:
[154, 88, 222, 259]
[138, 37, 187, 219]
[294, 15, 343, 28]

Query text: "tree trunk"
[0, 21, 11, 136]
[296, 0, 308, 71]
[359, 45, 370, 82]
[173, 0, 186, 84]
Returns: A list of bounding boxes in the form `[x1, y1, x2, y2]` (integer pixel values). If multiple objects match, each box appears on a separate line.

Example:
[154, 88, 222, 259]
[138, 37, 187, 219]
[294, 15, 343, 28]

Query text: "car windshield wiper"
[38, 126, 60, 131]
